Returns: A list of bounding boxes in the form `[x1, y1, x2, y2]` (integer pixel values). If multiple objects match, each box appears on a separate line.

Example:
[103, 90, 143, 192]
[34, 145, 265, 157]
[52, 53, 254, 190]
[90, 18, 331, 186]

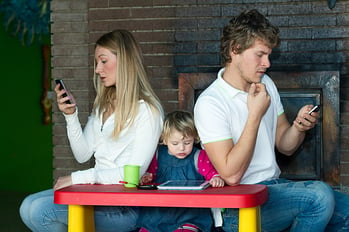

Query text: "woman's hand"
[209, 176, 225, 188]
[54, 84, 76, 115]
[54, 175, 73, 190]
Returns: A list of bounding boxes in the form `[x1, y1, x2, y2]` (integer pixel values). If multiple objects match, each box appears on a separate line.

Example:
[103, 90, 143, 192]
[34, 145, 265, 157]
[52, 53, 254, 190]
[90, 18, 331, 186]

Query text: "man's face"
[233, 39, 272, 84]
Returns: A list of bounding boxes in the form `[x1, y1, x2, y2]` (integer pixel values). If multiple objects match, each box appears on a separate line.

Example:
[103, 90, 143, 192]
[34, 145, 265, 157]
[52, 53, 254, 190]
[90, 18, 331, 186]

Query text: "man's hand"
[293, 105, 319, 132]
[247, 83, 271, 118]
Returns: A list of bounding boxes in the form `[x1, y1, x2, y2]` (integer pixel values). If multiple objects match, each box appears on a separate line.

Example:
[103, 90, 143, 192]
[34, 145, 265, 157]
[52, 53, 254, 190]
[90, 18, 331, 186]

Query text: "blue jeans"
[19, 189, 140, 232]
[222, 179, 349, 232]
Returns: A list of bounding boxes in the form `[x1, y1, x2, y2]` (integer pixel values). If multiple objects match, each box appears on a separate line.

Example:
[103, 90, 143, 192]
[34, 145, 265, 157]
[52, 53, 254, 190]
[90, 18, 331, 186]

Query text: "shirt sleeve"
[194, 95, 233, 144]
[263, 75, 284, 116]
[197, 150, 219, 180]
[64, 109, 95, 163]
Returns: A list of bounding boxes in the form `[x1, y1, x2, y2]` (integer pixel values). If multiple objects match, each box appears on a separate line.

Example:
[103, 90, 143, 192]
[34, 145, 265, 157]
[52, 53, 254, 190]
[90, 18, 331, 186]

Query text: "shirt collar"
[217, 68, 245, 99]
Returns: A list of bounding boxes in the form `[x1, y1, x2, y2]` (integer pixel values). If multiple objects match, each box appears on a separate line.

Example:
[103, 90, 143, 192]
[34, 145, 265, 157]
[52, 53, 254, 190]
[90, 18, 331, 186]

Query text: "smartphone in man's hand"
[308, 105, 319, 115]
[55, 79, 73, 104]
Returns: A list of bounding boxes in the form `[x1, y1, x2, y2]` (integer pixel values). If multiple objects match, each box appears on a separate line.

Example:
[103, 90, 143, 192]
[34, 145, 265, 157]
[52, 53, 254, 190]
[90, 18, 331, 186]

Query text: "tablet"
[157, 180, 211, 190]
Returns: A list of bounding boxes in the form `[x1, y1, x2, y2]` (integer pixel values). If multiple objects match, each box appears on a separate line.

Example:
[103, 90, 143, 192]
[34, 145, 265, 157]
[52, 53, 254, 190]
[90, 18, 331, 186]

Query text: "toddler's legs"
[139, 223, 200, 232]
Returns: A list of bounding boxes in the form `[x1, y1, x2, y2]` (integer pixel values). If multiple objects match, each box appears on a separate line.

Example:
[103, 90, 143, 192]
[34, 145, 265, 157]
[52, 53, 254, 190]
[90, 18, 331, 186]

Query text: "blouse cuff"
[71, 168, 96, 184]
[63, 108, 79, 125]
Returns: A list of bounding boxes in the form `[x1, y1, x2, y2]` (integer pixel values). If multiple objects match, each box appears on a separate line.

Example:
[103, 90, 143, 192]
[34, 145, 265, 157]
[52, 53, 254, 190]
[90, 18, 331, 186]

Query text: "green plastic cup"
[123, 165, 140, 188]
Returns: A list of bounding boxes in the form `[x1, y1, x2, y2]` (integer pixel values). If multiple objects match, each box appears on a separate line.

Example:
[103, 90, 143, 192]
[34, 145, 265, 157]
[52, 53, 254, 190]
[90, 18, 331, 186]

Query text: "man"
[194, 9, 349, 231]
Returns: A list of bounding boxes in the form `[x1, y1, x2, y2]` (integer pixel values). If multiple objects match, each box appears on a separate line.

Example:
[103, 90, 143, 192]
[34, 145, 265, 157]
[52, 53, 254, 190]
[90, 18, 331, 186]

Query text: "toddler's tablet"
[157, 180, 210, 190]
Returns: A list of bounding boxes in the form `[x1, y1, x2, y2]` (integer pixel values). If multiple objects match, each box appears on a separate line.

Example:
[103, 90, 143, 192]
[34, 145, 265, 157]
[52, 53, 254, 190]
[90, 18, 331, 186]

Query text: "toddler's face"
[164, 129, 194, 159]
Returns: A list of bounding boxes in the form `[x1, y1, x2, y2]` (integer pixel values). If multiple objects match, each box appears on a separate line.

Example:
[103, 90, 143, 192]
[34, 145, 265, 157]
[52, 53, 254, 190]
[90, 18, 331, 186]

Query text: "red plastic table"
[54, 184, 268, 232]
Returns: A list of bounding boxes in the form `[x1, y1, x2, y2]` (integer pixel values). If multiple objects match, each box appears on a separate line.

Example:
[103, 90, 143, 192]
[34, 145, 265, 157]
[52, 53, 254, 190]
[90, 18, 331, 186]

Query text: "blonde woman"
[20, 30, 163, 232]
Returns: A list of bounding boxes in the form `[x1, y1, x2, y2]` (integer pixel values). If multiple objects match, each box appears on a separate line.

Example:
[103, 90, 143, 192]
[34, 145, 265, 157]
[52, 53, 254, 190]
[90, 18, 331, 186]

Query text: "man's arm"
[201, 83, 270, 186]
[275, 105, 319, 156]
[202, 115, 261, 186]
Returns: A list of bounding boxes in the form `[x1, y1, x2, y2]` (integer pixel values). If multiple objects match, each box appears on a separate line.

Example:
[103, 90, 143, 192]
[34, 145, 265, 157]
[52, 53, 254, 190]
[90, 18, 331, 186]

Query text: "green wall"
[0, 20, 53, 193]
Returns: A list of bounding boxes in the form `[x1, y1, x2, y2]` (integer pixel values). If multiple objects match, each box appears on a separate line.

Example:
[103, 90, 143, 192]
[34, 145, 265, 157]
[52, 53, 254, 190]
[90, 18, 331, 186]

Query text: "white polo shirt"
[194, 68, 283, 184]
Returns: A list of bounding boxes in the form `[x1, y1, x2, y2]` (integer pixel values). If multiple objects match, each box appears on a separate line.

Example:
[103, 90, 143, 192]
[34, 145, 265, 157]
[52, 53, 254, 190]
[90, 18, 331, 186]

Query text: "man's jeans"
[222, 179, 349, 232]
[19, 189, 139, 232]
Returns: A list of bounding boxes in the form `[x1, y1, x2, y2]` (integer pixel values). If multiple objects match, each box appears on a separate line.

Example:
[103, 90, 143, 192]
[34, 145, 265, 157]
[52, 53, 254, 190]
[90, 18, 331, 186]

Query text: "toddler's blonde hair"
[161, 110, 199, 144]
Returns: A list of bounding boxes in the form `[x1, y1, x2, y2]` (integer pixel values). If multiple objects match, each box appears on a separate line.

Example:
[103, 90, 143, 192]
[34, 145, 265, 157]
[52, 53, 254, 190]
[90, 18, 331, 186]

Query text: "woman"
[20, 29, 164, 232]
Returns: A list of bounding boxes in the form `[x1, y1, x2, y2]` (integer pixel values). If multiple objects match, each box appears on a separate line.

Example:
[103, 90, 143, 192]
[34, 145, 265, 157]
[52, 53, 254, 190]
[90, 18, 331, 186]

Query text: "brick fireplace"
[50, 0, 349, 192]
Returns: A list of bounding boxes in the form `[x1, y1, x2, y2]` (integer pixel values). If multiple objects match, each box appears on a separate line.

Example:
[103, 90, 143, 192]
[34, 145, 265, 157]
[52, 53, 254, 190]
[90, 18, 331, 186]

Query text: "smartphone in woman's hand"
[55, 79, 73, 104]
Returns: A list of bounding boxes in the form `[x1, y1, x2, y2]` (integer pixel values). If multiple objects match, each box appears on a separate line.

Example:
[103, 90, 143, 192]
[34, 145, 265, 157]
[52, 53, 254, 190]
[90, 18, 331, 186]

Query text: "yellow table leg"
[238, 206, 261, 232]
[68, 205, 95, 232]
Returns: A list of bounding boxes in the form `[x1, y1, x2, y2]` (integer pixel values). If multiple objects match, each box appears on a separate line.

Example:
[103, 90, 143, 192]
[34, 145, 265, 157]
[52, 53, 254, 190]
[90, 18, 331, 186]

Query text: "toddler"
[138, 110, 225, 232]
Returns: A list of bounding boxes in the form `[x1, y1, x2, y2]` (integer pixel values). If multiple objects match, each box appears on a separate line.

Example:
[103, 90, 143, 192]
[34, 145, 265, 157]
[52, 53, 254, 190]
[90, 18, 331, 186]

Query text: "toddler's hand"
[140, 172, 153, 185]
[209, 176, 225, 187]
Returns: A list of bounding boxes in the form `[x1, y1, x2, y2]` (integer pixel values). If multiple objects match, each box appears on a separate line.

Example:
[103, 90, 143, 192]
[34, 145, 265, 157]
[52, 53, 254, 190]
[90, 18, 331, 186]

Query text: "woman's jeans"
[19, 189, 139, 232]
[222, 179, 349, 232]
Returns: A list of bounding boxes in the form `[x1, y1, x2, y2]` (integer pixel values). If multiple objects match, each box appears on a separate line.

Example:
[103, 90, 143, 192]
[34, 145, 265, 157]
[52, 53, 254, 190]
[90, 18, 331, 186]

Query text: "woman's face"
[95, 45, 117, 87]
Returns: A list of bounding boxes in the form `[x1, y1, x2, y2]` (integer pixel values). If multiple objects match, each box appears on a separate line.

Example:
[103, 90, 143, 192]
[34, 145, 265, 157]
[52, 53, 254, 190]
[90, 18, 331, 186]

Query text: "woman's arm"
[55, 82, 95, 163]
[65, 110, 95, 163]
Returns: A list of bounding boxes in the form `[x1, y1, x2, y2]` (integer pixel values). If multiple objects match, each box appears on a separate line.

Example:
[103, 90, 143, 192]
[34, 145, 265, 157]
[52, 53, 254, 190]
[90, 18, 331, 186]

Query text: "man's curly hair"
[221, 9, 280, 66]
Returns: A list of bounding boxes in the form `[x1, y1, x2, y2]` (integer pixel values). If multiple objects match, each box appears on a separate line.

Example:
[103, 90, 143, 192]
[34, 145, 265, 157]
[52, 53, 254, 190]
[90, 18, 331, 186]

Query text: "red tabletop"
[54, 184, 268, 209]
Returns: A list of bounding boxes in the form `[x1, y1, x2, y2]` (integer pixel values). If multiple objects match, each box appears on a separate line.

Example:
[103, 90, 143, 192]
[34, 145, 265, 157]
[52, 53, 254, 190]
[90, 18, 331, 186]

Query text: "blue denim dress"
[137, 145, 213, 231]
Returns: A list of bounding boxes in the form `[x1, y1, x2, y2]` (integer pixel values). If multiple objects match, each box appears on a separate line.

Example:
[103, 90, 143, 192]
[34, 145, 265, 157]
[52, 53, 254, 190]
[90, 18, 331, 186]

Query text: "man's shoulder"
[262, 73, 280, 95]
[197, 79, 222, 100]
[262, 73, 276, 85]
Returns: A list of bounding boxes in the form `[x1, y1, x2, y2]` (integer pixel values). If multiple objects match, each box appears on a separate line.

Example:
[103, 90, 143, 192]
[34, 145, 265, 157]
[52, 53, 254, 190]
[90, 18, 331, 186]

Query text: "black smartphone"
[55, 79, 73, 104]
[137, 184, 158, 190]
[308, 105, 320, 115]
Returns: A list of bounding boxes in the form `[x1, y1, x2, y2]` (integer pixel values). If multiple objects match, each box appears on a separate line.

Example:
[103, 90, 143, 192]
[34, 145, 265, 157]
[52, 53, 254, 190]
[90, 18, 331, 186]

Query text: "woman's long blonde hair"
[93, 29, 163, 138]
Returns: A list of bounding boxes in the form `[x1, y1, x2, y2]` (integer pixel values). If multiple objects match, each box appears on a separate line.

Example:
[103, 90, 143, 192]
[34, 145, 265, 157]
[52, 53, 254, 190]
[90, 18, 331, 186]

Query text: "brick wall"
[51, 0, 92, 180]
[51, 0, 349, 191]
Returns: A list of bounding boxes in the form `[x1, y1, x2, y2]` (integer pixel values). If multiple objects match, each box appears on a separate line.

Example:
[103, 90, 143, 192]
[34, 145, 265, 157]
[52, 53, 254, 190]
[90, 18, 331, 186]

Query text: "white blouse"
[64, 100, 163, 185]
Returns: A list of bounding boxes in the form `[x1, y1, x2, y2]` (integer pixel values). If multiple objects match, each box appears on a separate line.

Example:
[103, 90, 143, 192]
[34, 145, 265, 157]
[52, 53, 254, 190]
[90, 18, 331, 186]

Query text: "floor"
[0, 191, 31, 232]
